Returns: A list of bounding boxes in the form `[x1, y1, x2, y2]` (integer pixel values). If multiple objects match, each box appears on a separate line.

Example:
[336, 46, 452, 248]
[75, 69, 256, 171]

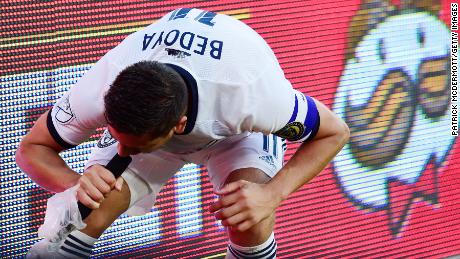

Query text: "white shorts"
[86, 132, 285, 216]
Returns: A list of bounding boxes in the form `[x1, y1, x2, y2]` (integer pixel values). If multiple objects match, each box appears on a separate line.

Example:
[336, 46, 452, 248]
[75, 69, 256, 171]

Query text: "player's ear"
[173, 116, 187, 134]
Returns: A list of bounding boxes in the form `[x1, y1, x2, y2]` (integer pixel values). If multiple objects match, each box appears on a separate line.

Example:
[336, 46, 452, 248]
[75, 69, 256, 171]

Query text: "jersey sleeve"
[47, 55, 122, 148]
[272, 89, 320, 142]
[251, 65, 320, 143]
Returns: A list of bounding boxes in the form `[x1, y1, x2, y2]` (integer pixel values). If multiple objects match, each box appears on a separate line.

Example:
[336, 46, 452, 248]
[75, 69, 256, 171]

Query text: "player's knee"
[225, 167, 271, 185]
[231, 212, 275, 233]
[227, 212, 275, 248]
[223, 167, 275, 246]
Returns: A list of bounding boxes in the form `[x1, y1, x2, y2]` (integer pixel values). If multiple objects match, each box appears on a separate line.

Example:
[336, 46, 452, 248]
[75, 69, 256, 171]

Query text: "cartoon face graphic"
[332, 1, 454, 236]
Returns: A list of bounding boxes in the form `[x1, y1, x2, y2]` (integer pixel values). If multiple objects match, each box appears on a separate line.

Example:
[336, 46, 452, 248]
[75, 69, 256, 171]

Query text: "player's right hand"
[76, 164, 124, 209]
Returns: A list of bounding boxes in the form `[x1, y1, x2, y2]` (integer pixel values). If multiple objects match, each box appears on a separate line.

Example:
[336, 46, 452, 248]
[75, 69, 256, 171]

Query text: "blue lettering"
[142, 33, 156, 51]
[152, 31, 164, 49]
[164, 30, 180, 46]
[141, 29, 222, 60]
[210, 40, 223, 60]
[194, 35, 208, 55]
[180, 32, 195, 50]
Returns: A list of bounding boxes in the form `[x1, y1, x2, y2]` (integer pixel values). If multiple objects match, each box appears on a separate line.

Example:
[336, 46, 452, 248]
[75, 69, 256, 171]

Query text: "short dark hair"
[104, 61, 188, 137]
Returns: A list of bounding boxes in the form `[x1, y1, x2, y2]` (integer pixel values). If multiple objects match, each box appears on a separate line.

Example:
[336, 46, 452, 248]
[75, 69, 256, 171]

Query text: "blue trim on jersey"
[165, 63, 198, 135]
[288, 94, 298, 123]
[301, 95, 320, 141]
[46, 111, 77, 149]
[309, 108, 321, 141]
[263, 135, 269, 153]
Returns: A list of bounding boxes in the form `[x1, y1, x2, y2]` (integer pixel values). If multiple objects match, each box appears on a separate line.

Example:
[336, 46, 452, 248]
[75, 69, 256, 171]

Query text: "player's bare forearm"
[16, 142, 80, 193]
[15, 111, 80, 193]
[268, 127, 349, 202]
[268, 98, 350, 202]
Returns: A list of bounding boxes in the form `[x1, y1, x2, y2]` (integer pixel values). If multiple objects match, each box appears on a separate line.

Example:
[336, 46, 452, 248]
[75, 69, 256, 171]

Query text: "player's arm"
[16, 56, 122, 209]
[16, 110, 80, 193]
[211, 91, 349, 232]
[16, 108, 122, 211]
[268, 97, 349, 200]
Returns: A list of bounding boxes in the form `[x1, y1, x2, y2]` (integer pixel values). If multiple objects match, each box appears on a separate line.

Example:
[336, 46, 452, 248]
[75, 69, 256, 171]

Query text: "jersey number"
[169, 8, 217, 27]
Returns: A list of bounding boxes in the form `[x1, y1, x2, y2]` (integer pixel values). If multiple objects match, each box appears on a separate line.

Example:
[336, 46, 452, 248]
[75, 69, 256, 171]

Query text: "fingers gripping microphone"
[36, 154, 132, 248]
[77, 154, 132, 220]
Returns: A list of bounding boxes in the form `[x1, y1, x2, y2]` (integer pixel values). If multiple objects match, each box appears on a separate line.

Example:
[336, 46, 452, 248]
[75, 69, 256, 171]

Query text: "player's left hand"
[209, 180, 282, 232]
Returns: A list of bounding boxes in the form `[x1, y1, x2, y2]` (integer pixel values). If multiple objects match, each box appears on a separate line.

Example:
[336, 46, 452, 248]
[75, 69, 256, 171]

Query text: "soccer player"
[17, 8, 349, 258]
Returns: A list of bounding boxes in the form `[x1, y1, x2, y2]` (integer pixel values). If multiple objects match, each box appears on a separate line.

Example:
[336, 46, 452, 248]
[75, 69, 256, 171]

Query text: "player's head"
[104, 61, 188, 155]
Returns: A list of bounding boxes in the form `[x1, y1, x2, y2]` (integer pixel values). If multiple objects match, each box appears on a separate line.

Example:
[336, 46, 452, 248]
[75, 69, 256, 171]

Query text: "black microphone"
[77, 154, 132, 220]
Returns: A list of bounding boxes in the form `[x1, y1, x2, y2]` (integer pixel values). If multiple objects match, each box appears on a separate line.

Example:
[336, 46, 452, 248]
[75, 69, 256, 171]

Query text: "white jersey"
[48, 8, 320, 153]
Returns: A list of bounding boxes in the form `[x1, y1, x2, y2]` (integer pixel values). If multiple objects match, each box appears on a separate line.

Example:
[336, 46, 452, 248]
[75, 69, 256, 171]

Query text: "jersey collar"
[165, 63, 198, 135]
